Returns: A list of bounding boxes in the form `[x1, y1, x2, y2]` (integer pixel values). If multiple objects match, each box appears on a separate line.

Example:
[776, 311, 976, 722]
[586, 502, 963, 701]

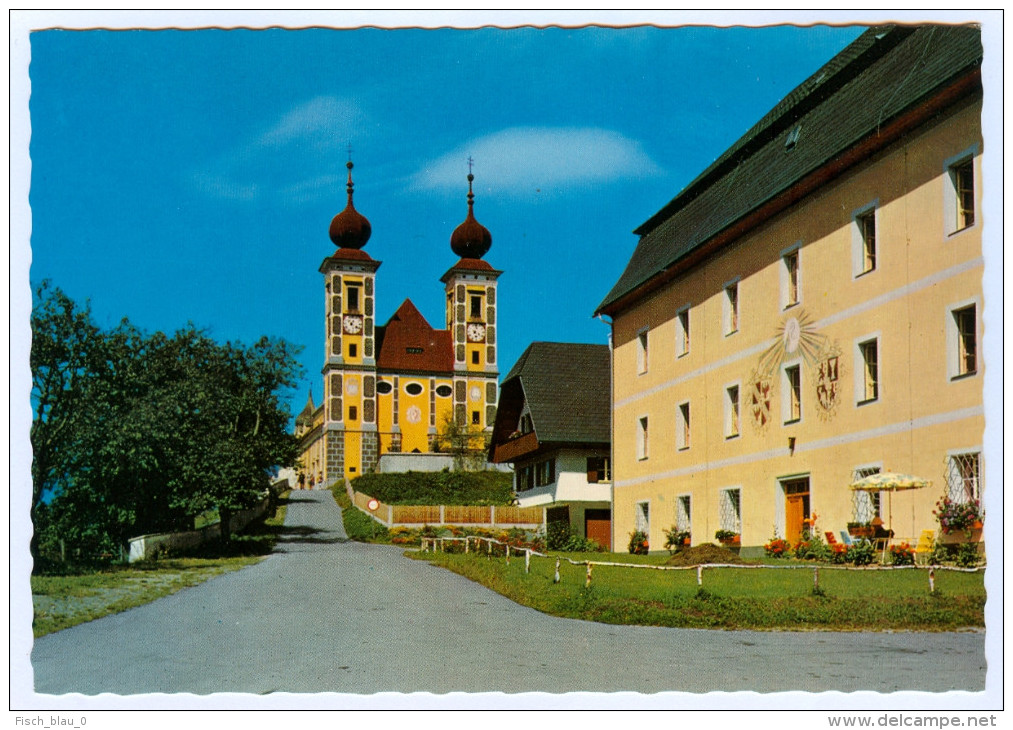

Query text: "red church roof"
[375, 299, 455, 374]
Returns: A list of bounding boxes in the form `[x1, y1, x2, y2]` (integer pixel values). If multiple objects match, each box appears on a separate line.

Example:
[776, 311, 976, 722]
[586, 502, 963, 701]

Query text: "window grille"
[720, 489, 741, 532]
[851, 467, 881, 523]
[946, 453, 980, 503]
[677, 496, 691, 532]
[635, 501, 650, 534]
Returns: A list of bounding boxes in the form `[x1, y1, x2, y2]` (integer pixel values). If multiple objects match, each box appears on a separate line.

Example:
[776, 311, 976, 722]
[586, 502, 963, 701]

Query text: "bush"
[828, 543, 848, 564]
[341, 505, 389, 542]
[546, 520, 572, 551]
[350, 470, 513, 505]
[793, 533, 830, 562]
[764, 537, 791, 558]
[955, 542, 980, 568]
[846, 540, 875, 566]
[889, 542, 915, 566]
[628, 530, 649, 555]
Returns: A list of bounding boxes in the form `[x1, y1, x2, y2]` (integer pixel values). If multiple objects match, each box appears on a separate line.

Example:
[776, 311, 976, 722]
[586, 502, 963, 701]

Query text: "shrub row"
[350, 470, 513, 506]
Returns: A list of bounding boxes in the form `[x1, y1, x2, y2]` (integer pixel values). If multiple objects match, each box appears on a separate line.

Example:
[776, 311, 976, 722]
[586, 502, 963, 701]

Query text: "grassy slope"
[31, 493, 290, 637]
[412, 550, 985, 631]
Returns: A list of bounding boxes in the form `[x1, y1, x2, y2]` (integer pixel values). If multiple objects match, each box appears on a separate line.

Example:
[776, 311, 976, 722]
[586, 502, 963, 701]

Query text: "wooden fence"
[351, 489, 543, 529]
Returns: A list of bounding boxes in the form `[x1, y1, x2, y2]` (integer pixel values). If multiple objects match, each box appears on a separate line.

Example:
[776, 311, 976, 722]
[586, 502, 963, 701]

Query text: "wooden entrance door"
[783, 478, 810, 544]
[584, 509, 611, 551]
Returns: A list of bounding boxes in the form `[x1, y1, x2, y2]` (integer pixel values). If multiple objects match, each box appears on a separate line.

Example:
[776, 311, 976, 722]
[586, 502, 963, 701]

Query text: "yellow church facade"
[596, 26, 984, 553]
[297, 164, 500, 487]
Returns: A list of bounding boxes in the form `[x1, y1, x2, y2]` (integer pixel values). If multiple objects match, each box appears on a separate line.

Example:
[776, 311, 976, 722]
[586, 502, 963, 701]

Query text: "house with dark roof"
[596, 25, 984, 555]
[490, 342, 613, 549]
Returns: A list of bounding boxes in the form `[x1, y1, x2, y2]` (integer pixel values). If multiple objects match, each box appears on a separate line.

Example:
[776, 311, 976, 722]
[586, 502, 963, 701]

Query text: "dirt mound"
[664, 543, 746, 566]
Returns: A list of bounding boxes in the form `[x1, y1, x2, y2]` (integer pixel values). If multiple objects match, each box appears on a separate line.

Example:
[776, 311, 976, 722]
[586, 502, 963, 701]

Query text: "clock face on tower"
[466, 323, 486, 342]
[343, 315, 363, 334]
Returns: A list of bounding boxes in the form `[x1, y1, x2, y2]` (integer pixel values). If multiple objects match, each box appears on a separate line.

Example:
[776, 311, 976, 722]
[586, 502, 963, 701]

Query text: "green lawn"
[31, 492, 290, 637]
[413, 549, 985, 631]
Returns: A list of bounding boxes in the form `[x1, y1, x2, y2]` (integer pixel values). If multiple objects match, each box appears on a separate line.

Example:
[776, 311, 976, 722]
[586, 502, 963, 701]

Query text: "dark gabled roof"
[374, 299, 455, 374]
[596, 24, 983, 315]
[492, 342, 611, 447]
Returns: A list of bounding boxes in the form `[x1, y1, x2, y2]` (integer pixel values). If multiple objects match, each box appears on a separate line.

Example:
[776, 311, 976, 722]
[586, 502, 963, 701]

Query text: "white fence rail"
[420, 535, 983, 590]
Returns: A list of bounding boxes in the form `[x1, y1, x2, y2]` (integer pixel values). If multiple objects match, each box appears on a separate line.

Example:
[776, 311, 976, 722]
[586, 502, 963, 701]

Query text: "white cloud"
[256, 96, 365, 149]
[410, 127, 664, 195]
[190, 96, 367, 203]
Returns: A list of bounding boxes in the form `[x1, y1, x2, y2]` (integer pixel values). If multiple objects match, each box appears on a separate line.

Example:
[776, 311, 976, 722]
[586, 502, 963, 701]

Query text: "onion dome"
[329, 161, 372, 249]
[450, 173, 492, 259]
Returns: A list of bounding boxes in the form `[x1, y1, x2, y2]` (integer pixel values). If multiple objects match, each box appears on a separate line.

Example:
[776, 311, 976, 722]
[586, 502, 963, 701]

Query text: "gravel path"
[31, 490, 986, 696]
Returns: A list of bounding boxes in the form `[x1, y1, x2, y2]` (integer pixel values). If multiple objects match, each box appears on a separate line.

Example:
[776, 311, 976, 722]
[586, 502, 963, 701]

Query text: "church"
[295, 162, 501, 489]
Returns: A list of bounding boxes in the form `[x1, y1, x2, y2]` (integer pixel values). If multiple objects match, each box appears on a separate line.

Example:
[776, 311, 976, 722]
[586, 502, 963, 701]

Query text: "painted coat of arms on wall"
[748, 370, 773, 432]
[812, 342, 843, 420]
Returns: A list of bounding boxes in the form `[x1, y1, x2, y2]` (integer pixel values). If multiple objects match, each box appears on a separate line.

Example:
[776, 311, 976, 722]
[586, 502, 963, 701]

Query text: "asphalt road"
[31, 489, 986, 696]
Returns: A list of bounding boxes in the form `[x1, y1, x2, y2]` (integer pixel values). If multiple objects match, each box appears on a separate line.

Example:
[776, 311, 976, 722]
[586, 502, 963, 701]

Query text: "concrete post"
[554, 557, 560, 584]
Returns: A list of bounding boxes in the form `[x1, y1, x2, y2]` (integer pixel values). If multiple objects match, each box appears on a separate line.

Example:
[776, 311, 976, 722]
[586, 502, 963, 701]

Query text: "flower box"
[939, 526, 983, 545]
[848, 525, 874, 538]
[718, 535, 741, 545]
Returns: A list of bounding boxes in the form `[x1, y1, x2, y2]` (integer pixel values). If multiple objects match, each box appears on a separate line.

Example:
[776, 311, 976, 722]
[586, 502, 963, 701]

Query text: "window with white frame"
[949, 303, 977, 379]
[720, 488, 742, 533]
[783, 364, 802, 423]
[856, 337, 879, 404]
[946, 155, 976, 234]
[676, 495, 691, 532]
[676, 307, 690, 357]
[676, 401, 690, 450]
[637, 328, 649, 374]
[725, 384, 740, 438]
[946, 452, 981, 503]
[853, 204, 877, 276]
[637, 416, 649, 460]
[851, 466, 882, 523]
[635, 501, 650, 535]
[724, 281, 739, 335]
[782, 246, 800, 308]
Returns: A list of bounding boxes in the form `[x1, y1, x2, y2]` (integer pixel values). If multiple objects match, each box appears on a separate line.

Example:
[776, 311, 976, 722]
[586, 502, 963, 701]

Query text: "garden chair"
[825, 531, 839, 545]
[914, 529, 935, 565]
[839, 530, 857, 547]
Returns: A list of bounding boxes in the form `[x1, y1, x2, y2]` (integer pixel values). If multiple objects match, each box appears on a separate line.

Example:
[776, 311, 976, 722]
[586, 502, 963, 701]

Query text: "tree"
[30, 284, 303, 563]
[432, 413, 490, 472]
[30, 282, 118, 560]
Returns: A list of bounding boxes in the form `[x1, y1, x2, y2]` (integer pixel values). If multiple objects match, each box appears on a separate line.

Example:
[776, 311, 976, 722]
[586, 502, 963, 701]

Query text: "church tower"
[319, 159, 381, 483]
[308, 160, 502, 488]
[441, 170, 502, 433]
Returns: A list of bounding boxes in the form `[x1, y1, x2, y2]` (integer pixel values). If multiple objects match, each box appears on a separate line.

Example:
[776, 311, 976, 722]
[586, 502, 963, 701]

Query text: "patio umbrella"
[849, 471, 931, 538]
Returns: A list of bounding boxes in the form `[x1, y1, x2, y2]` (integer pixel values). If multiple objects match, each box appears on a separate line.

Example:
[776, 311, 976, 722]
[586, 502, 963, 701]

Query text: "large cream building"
[595, 25, 984, 553]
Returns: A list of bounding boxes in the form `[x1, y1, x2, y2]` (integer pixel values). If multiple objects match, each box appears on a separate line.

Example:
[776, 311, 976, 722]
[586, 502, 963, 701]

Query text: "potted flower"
[934, 496, 983, 543]
[628, 530, 649, 555]
[847, 521, 875, 538]
[663, 526, 691, 554]
[715, 529, 740, 545]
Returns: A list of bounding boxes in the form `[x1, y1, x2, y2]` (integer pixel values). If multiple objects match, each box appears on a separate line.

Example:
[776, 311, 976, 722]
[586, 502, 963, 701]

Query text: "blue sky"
[19, 17, 901, 413]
